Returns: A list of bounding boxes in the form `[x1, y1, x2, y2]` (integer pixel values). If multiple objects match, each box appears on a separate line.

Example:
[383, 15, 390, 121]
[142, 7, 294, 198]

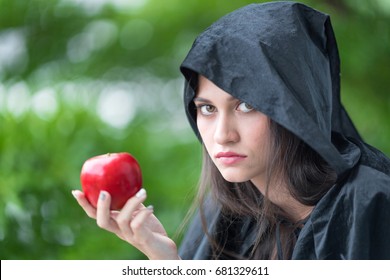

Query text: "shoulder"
[340, 140, 390, 202]
[322, 150, 390, 219]
[293, 141, 390, 259]
[355, 139, 390, 176]
[342, 164, 390, 201]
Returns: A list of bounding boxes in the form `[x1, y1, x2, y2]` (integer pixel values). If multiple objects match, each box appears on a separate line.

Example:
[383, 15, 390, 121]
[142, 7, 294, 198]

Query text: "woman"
[73, 2, 390, 259]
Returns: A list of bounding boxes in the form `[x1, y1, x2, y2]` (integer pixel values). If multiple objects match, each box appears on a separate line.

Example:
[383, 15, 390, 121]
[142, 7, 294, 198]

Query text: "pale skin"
[72, 75, 312, 259]
[72, 188, 179, 259]
[194, 76, 312, 222]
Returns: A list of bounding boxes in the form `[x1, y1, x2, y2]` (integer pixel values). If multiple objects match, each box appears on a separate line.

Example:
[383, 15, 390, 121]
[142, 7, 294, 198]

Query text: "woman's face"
[195, 75, 272, 186]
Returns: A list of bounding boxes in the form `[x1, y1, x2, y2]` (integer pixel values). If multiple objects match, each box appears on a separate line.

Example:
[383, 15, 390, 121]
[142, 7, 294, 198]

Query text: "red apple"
[80, 152, 142, 210]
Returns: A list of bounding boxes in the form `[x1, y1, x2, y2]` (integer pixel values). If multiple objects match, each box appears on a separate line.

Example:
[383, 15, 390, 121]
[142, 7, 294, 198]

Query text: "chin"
[220, 172, 249, 183]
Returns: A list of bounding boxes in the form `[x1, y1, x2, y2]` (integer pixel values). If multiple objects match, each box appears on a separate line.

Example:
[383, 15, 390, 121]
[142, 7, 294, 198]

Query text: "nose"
[214, 113, 239, 145]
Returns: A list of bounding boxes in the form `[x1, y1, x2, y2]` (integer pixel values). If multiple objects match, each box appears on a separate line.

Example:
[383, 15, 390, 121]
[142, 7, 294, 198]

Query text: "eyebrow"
[193, 95, 236, 103]
[193, 97, 209, 103]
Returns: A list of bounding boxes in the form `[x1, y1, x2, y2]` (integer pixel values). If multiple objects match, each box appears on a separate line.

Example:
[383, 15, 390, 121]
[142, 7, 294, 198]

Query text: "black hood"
[180, 1, 362, 176]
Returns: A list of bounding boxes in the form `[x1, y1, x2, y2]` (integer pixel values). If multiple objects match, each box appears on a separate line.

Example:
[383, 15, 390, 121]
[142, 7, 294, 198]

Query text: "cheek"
[197, 119, 216, 161]
[252, 124, 269, 142]
[245, 116, 271, 152]
[197, 118, 212, 142]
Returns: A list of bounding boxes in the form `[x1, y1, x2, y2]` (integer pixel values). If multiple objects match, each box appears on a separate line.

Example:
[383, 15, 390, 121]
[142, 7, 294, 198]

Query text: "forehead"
[195, 75, 237, 102]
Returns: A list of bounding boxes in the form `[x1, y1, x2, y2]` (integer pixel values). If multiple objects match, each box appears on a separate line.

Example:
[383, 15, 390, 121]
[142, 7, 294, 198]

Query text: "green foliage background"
[0, 0, 389, 259]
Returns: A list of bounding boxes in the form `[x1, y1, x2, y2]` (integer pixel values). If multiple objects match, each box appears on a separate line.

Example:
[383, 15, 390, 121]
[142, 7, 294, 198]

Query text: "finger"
[96, 191, 120, 233]
[72, 190, 97, 219]
[115, 188, 147, 237]
[109, 203, 144, 220]
[130, 205, 155, 240]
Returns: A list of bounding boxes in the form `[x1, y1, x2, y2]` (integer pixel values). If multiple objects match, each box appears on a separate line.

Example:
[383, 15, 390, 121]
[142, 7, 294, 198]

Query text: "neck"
[251, 177, 313, 223]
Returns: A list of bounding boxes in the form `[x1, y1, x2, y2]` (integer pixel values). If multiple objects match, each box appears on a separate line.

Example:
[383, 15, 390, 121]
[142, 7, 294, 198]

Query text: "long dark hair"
[195, 119, 337, 259]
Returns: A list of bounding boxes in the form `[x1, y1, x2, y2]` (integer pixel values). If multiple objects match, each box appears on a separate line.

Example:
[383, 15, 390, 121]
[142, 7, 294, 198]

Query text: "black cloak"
[179, 2, 390, 259]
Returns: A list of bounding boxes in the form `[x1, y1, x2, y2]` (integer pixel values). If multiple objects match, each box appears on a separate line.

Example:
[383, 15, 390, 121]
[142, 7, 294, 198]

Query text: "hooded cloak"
[179, 2, 390, 259]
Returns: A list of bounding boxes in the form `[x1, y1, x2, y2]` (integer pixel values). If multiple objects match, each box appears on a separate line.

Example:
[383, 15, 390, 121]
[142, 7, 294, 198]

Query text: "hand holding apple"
[73, 153, 180, 259]
[80, 152, 142, 210]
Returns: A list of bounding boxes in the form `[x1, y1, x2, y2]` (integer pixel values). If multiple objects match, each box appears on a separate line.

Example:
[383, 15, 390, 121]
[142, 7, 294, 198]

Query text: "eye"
[197, 104, 216, 116]
[237, 102, 254, 113]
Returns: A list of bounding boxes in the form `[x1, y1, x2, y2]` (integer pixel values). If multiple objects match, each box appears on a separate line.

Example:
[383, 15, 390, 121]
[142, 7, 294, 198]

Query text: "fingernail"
[147, 205, 154, 211]
[71, 190, 78, 199]
[99, 191, 107, 201]
[135, 188, 146, 198]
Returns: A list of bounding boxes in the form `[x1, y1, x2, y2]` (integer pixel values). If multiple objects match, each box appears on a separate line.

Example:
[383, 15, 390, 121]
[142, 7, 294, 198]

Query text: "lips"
[215, 151, 247, 165]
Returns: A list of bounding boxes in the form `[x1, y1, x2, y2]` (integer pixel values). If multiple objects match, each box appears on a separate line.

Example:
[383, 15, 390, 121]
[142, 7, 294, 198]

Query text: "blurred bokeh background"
[0, 0, 389, 259]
